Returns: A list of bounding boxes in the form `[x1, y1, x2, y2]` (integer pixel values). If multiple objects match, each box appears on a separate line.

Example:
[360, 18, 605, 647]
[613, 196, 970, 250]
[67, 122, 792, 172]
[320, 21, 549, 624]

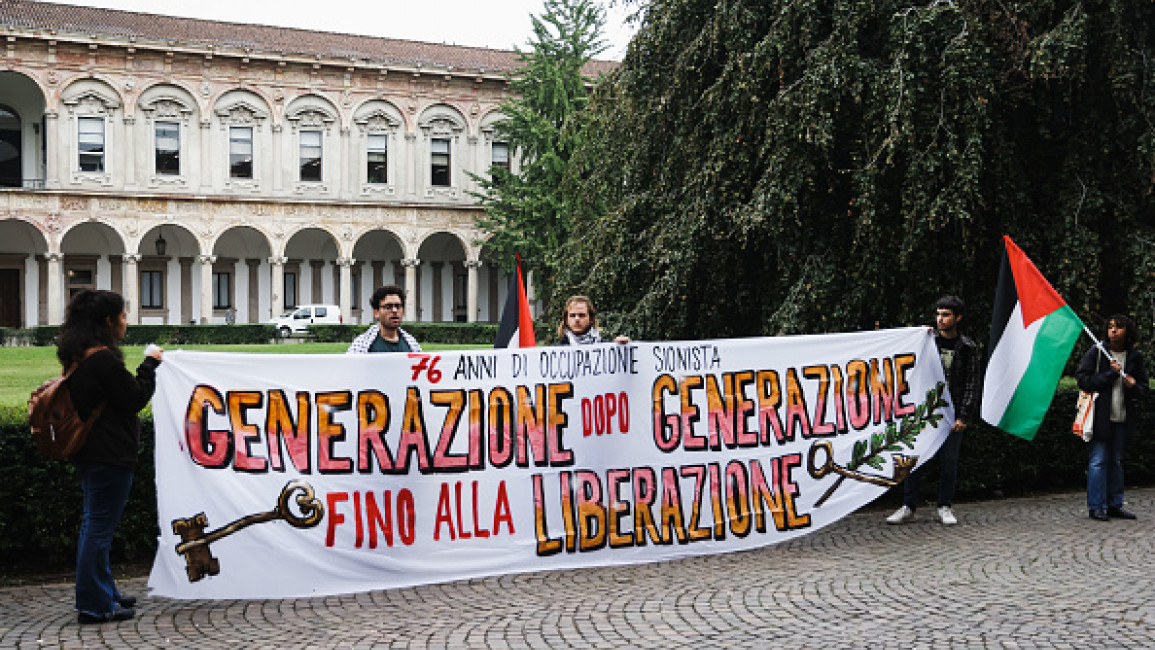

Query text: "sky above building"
[36, 0, 639, 60]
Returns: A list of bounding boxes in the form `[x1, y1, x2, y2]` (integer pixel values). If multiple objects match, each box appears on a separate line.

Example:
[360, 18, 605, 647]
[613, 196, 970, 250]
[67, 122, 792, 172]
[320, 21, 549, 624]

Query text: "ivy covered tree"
[554, 0, 1154, 347]
[473, 0, 608, 293]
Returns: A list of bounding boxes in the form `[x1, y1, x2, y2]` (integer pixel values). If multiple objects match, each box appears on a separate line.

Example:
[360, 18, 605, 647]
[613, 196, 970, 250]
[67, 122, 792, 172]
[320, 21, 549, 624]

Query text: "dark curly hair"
[1106, 314, 1139, 349]
[56, 289, 124, 366]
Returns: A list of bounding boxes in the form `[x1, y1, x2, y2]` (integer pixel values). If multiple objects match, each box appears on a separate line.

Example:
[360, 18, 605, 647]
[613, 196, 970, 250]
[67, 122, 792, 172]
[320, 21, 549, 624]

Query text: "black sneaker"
[78, 607, 135, 625]
[1089, 509, 1109, 521]
[1107, 507, 1137, 520]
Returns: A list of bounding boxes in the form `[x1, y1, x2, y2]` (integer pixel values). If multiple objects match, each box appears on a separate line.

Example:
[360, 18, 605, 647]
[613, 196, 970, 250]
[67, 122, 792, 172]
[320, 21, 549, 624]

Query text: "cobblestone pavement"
[3, 488, 1154, 649]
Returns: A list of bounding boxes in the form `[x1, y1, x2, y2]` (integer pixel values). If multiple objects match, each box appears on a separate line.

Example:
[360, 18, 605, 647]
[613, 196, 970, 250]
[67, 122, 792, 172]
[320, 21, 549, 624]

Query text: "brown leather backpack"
[28, 346, 107, 460]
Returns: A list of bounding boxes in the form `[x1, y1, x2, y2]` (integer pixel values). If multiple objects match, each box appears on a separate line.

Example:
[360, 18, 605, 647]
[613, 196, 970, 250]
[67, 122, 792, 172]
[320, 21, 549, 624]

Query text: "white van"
[270, 304, 342, 338]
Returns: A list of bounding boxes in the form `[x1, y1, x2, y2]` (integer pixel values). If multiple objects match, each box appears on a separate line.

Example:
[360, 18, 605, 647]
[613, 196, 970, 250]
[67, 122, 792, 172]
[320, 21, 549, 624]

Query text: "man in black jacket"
[887, 295, 982, 526]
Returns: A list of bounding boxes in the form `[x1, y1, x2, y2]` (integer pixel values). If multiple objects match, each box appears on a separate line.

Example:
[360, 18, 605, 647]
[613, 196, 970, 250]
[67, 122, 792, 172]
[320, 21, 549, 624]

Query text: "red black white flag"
[494, 256, 535, 348]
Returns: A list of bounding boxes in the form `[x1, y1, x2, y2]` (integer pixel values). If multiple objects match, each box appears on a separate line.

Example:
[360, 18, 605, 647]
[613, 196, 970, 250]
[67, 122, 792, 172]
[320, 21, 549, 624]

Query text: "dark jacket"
[937, 333, 982, 426]
[1076, 346, 1148, 439]
[67, 348, 160, 467]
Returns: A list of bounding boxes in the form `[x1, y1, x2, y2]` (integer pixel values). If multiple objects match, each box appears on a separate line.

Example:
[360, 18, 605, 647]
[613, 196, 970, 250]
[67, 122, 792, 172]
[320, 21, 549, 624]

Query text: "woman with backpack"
[58, 290, 162, 624]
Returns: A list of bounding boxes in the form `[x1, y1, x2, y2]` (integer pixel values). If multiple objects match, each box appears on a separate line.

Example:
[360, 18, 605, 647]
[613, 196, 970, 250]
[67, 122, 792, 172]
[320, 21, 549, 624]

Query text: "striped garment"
[346, 324, 422, 354]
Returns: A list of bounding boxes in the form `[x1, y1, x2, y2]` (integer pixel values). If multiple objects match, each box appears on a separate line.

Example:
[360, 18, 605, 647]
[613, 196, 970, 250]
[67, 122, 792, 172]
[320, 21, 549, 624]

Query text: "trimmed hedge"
[3, 322, 554, 347]
[310, 321, 556, 345]
[2, 388, 1151, 574]
[0, 407, 157, 573]
[3, 325, 277, 346]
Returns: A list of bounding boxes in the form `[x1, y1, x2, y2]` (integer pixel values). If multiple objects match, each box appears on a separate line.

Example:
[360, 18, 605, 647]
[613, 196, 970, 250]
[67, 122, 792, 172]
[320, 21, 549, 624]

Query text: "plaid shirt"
[937, 332, 982, 425]
[346, 324, 422, 354]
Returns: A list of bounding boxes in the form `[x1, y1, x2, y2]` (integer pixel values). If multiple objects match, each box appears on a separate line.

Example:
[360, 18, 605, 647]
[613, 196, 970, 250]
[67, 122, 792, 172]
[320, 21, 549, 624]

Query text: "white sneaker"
[886, 505, 914, 524]
[936, 506, 957, 525]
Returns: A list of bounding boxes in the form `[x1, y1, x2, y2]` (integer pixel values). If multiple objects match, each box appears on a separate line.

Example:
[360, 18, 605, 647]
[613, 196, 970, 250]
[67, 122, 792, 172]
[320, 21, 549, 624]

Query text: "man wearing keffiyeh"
[554, 295, 629, 346]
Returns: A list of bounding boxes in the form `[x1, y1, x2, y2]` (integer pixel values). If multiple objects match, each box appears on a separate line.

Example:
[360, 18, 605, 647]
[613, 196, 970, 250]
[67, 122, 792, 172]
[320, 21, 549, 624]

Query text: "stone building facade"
[0, 1, 611, 328]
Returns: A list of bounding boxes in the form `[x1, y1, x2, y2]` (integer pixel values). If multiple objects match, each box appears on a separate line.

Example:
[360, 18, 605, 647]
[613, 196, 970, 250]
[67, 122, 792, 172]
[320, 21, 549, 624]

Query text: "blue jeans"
[75, 463, 134, 617]
[1087, 422, 1127, 511]
[903, 427, 963, 510]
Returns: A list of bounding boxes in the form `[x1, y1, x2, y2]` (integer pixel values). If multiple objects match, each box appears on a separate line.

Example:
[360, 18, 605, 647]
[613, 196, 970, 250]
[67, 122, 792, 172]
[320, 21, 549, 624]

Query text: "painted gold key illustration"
[172, 479, 324, 582]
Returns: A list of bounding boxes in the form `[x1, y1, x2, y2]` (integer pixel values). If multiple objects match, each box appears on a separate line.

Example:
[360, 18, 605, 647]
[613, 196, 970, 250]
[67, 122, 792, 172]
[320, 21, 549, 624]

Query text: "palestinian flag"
[981, 236, 1082, 440]
[494, 256, 536, 348]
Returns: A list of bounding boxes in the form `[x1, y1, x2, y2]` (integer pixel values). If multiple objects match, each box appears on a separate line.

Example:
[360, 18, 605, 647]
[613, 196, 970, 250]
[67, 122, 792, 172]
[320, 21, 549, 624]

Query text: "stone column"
[339, 125, 351, 199]
[488, 262, 499, 322]
[272, 124, 283, 193]
[268, 255, 286, 319]
[401, 258, 420, 321]
[431, 261, 444, 322]
[468, 134, 479, 195]
[337, 256, 355, 322]
[123, 115, 137, 188]
[200, 118, 213, 193]
[371, 261, 384, 292]
[122, 253, 141, 324]
[24, 254, 38, 327]
[405, 133, 417, 198]
[179, 257, 193, 324]
[246, 258, 261, 323]
[44, 110, 60, 189]
[465, 260, 481, 323]
[310, 260, 325, 303]
[198, 254, 216, 324]
[46, 252, 64, 324]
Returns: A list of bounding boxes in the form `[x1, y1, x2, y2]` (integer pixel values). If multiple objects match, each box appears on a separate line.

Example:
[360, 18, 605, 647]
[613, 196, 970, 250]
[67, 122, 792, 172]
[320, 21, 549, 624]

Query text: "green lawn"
[0, 342, 485, 409]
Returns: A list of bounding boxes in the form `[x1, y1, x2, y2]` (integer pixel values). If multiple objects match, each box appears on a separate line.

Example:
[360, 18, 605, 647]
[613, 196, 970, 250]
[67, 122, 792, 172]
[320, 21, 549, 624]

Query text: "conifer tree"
[474, 0, 608, 295]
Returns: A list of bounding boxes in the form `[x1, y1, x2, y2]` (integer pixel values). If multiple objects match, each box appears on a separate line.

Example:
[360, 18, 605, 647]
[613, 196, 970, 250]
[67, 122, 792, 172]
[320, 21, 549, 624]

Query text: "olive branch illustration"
[808, 381, 948, 507]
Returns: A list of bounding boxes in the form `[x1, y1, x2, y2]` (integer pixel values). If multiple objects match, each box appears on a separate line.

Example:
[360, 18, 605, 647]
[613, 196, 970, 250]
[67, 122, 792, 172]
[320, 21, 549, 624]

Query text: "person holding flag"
[887, 295, 981, 526]
[1076, 315, 1148, 521]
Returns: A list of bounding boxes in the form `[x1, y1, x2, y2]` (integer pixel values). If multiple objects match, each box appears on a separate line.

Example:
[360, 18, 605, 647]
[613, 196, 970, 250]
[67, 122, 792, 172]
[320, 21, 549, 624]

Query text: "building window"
[141, 270, 164, 309]
[351, 270, 361, 310]
[212, 272, 231, 309]
[431, 138, 450, 187]
[367, 134, 387, 184]
[491, 142, 510, 172]
[155, 121, 180, 176]
[284, 272, 297, 309]
[229, 126, 253, 179]
[78, 117, 105, 172]
[300, 130, 322, 182]
[67, 267, 95, 300]
[0, 106, 22, 188]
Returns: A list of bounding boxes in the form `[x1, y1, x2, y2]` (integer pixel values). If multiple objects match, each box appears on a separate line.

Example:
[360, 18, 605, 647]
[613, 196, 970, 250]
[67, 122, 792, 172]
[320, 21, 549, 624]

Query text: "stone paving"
[2, 488, 1154, 649]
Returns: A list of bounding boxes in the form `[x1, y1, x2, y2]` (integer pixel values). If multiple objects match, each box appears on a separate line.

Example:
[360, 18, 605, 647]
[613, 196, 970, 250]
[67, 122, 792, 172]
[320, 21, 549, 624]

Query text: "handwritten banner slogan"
[147, 327, 952, 599]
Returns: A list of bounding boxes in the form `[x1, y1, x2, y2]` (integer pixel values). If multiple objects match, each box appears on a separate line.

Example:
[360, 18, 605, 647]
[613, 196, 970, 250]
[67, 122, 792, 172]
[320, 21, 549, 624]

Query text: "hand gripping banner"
[148, 327, 952, 599]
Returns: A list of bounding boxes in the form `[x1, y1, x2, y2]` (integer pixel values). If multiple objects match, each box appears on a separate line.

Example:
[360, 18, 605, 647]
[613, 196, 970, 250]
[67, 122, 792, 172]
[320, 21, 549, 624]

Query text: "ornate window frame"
[63, 89, 119, 186]
[286, 104, 336, 195]
[215, 98, 268, 193]
[418, 108, 465, 199]
[141, 95, 194, 188]
[354, 106, 402, 198]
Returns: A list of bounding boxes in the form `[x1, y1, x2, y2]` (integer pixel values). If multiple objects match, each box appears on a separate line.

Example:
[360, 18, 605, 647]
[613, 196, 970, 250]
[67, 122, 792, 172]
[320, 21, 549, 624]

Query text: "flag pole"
[1081, 324, 1126, 378]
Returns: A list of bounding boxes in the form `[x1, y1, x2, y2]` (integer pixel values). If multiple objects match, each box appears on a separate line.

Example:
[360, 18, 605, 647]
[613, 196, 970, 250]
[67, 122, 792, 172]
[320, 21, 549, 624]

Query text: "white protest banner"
[148, 327, 952, 599]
